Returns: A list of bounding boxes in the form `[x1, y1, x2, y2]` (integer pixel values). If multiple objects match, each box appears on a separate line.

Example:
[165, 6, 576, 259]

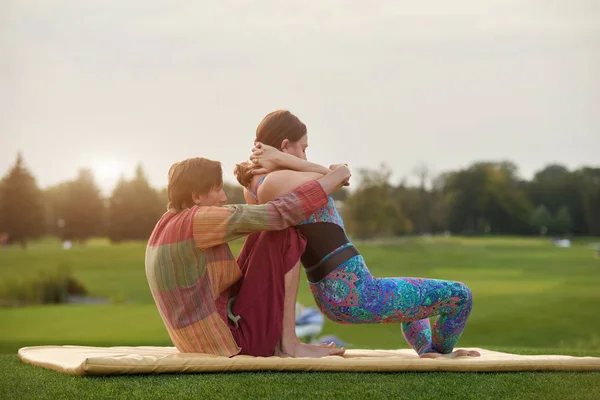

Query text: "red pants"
[229, 228, 306, 357]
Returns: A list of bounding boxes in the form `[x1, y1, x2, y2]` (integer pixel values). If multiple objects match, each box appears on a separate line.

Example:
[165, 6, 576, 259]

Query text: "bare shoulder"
[263, 170, 322, 183]
[258, 170, 323, 203]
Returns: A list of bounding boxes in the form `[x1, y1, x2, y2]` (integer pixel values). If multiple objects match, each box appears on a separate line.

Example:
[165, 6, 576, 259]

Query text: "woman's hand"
[249, 142, 341, 177]
[248, 143, 284, 175]
[317, 164, 352, 195]
[329, 164, 351, 186]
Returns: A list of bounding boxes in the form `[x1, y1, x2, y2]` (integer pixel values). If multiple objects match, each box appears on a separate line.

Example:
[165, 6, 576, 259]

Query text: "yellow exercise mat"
[18, 346, 600, 376]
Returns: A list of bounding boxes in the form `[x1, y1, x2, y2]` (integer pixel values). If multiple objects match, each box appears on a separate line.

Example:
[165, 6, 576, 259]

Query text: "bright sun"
[91, 158, 123, 193]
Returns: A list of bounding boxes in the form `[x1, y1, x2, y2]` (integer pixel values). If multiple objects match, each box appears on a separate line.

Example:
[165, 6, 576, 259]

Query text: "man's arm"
[193, 166, 350, 250]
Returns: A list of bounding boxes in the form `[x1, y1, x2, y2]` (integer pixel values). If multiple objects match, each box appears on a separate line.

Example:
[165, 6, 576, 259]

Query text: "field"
[1, 236, 600, 399]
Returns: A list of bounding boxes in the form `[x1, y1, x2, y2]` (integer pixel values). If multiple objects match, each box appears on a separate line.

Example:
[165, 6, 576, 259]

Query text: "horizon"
[2, 150, 597, 196]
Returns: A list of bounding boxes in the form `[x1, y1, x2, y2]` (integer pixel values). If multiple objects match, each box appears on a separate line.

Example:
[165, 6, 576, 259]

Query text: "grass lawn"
[2, 352, 600, 400]
[1, 236, 600, 399]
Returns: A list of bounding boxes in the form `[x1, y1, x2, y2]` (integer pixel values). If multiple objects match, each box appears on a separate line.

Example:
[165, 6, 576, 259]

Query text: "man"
[145, 155, 350, 358]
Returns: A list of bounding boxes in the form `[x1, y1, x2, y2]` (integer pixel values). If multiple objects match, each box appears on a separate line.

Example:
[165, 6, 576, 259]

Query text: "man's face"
[193, 185, 228, 207]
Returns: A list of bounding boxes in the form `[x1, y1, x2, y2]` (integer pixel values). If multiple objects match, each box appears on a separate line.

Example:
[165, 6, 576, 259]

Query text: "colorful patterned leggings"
[308, 255, 473, 355]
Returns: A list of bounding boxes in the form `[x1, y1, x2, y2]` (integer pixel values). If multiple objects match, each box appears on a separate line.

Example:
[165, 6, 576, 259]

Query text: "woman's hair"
[233, 161, 255, 190]
[234, 110, 307, 188]
[167, 157, 222, 211]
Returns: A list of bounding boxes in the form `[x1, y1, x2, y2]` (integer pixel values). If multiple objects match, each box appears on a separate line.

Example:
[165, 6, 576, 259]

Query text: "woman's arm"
[250, 143, 331, 175]
[277, 154, 330, 175]
[257, 170, 324, 204]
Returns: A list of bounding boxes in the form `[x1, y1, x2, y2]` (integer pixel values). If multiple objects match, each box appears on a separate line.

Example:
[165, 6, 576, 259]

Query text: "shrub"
[0, 266, 88, 307]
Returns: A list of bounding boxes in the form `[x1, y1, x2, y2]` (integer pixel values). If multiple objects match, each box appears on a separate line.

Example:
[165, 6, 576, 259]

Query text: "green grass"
[2, 353, 600, 400]
[1, 236, 600, 399]
[0, 238, 155, 304]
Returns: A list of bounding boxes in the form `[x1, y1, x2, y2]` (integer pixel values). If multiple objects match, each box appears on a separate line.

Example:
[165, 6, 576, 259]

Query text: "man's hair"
[167, 158, 222, 211]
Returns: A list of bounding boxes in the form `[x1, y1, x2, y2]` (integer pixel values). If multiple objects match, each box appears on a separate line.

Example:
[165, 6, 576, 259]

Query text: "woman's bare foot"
[316, 341, 337, 348]
[420, 349, 481, 359]
[274, 341, 346, 358]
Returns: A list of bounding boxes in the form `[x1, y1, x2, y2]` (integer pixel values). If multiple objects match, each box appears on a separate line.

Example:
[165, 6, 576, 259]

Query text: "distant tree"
[574, 167, 600, 236]
[107, 164, 164, 242]
[343, 165, 412, 239]
[441, 162, 532, 235]
[412, 163, 431, 232]
[107, 177, 129, 242]
[44, 182, 70, 237]
[0, 153, 45, 247]
[527, 164, 587, 234]
[530, 205, 553, 235]
[60, 169, 105, 242]
[223, 182, 245, 205]
[392, 163, 440, 234]
[393, 186, 423, 232]
[157, 188, 168, 210]
[554, 206, 573, 235]
[330, 187, 349, 202]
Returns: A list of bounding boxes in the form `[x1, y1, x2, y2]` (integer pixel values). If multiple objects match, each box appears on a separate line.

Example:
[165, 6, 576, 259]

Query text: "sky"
[1, 0, 599, 194]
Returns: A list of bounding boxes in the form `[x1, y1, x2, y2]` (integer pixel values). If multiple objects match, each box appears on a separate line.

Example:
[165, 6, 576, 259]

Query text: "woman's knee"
[452, 281, 473, 306]
[319, 305, 352, 324]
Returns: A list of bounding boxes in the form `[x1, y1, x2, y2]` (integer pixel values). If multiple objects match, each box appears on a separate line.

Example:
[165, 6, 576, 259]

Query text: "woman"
[235, 110, 480, 358]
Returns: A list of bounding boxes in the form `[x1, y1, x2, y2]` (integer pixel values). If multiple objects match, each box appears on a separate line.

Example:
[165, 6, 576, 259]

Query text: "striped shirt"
[145, 180, 328, 356]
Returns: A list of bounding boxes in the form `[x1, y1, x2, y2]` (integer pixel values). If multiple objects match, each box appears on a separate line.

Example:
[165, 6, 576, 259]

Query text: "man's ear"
[280, 138, 290, 151]
[191, 192, 201, 205]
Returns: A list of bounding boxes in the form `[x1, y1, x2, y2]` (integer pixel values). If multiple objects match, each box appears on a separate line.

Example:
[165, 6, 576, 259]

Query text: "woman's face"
[281, 134, 308, 160]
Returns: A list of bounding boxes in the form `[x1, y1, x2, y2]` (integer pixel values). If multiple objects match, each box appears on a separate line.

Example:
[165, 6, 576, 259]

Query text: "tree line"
[344, 161, 600, 239]
[0, 154, 598, 247]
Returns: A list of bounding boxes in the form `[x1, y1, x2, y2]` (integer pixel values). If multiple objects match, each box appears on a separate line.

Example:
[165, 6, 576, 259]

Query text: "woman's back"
[249, 171, 345, 229]
[248, 170, 353, 281]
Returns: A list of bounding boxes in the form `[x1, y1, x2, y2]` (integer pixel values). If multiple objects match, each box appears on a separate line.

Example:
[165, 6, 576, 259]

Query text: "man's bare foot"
[420, 349, 481, 359]
[274, 342, 345, 358]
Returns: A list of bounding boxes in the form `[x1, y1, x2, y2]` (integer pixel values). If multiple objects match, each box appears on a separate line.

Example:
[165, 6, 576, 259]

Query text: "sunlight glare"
[91, 157, 123, 193]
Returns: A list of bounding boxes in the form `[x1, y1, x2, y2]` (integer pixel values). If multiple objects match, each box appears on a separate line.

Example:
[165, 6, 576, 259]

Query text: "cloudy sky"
[1, 0, 598, 193]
